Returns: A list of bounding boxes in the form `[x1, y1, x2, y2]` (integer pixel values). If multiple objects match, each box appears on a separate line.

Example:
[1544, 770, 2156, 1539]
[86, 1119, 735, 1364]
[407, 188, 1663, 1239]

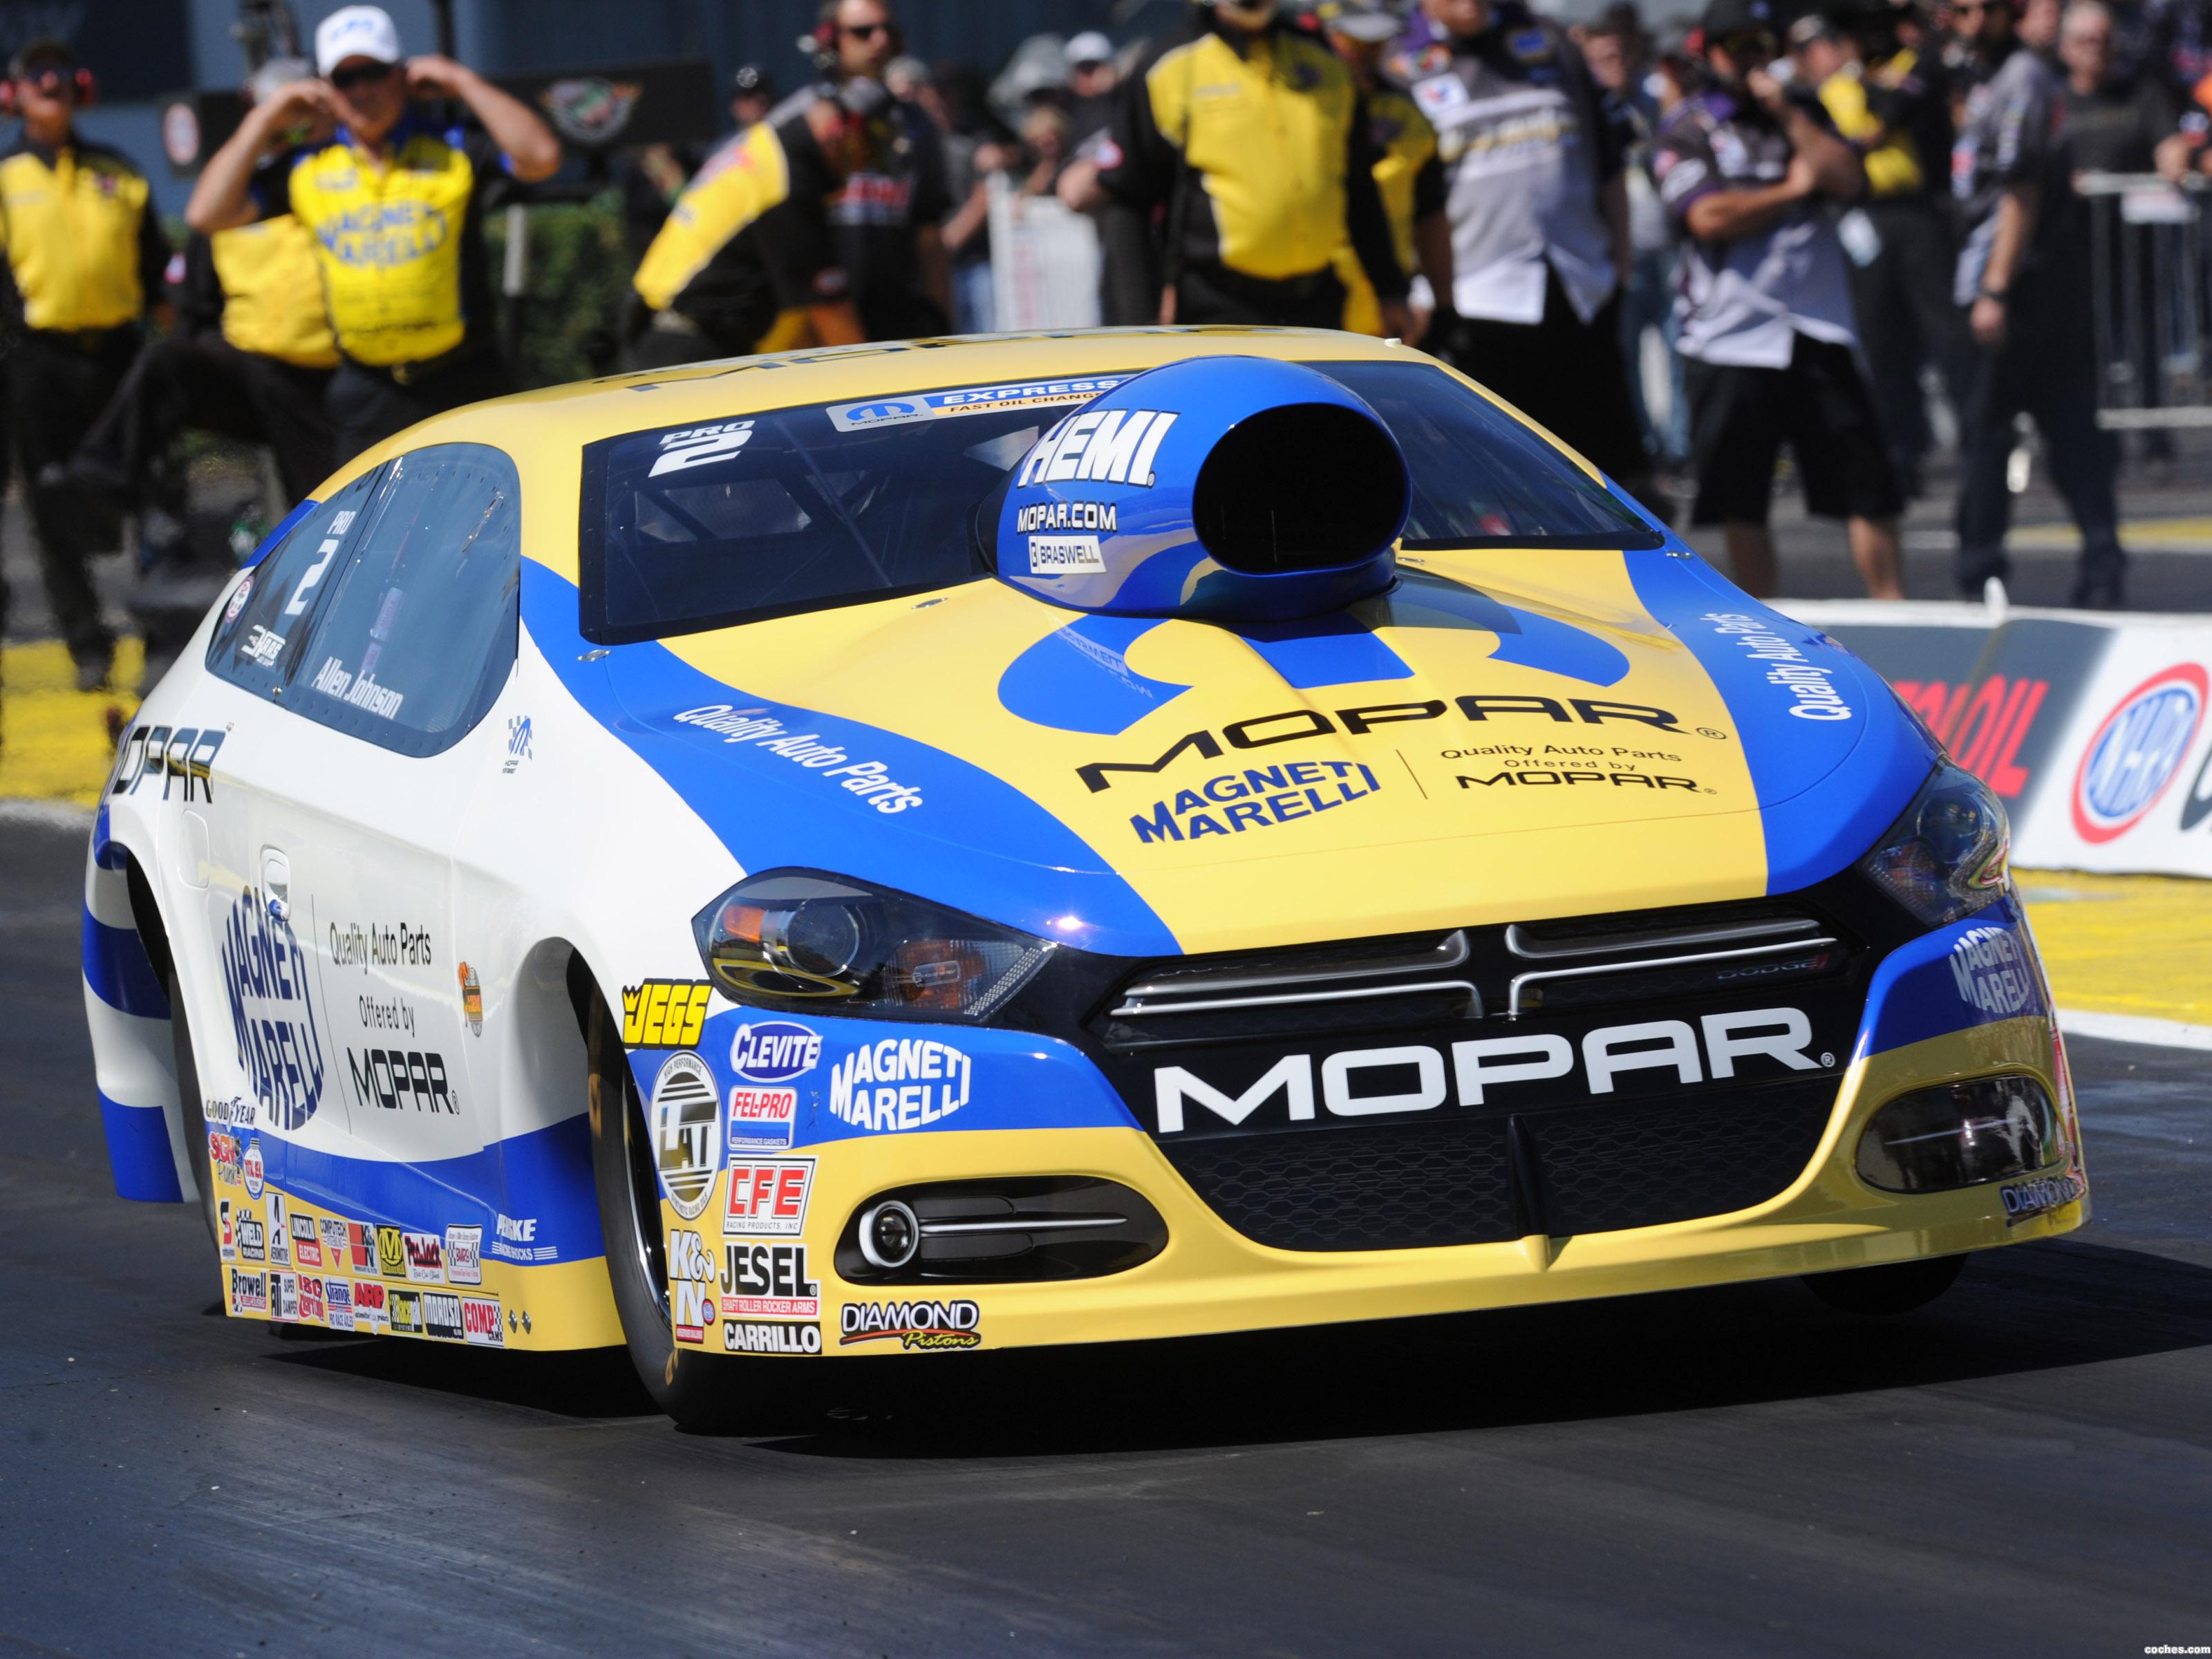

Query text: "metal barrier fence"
[2081, 171, 2212, 429]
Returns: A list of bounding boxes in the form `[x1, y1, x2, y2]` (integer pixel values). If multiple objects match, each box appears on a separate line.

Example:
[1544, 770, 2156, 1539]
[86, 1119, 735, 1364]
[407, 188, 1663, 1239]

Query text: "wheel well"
[122, 852, 175, 991]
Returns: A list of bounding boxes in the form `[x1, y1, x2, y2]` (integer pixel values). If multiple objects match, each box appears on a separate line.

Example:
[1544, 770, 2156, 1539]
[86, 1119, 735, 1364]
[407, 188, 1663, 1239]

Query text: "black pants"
[1848, 196, 1969, 492]
[1445, 268, 1652, 489]
[75, 335, 336, 509]
[624, 321, 737, 371]
[6, 327, 139, 666]
[1953, 280, 2122, 602]
[326, 349, 511, 469]
[1174, 262, 1347, 328]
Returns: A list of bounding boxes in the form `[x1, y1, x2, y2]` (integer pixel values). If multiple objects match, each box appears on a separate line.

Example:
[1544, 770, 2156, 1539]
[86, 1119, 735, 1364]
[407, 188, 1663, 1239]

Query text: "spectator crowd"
[9, 0, 2212, 701]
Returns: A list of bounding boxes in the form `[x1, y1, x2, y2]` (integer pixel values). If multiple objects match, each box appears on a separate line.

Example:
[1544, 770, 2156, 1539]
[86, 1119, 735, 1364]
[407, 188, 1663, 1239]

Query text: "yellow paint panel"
[2018, 868, 2212, 1024]
[0, 638, 142, 805]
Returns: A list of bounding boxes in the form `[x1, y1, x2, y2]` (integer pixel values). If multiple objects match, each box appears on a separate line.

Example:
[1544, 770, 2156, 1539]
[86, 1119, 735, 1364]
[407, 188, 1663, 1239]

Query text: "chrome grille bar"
[1504, 915, 1820, 960]
[1507, 936, 1840, 1017]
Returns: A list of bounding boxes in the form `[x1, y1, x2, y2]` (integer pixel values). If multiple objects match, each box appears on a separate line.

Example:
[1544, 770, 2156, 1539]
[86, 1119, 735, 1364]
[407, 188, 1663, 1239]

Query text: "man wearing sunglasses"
[1653, 0, 1905, 599]
[1949, 0, 2124, 605]
[186, 5, 560, 465]
[0, 36, 169, 691]
[816, 0, 953, 341]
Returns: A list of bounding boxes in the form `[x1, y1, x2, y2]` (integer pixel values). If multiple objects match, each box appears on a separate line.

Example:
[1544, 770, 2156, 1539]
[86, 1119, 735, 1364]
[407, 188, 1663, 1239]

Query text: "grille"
[1156, 1078, 1835, 1252]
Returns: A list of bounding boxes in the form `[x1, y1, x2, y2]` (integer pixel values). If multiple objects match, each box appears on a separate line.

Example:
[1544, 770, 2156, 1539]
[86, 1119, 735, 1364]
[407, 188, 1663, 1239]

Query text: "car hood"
[529, 550, 1931, 957]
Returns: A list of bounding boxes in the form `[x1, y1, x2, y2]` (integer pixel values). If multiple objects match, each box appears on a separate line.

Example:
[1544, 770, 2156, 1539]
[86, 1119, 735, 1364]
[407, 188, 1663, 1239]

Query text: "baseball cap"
[1315, 1, 1403, 42]
[1065, 30, 1114, 66]
[9, 35, 77, 78]
[1699, 0, 1775, 39]
[315, 5, 403, 77]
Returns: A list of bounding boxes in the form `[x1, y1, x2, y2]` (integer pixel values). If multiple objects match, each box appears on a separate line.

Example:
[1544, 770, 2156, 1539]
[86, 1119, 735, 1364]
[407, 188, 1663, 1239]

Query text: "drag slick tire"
[584, 988, 809, 1432]
[1803, 1253, 1966, 1315]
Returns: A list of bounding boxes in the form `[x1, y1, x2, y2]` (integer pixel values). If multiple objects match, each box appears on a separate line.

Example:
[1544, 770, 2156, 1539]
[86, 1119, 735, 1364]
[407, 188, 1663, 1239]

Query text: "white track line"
[2059, 1009, 2212, 1051]
[0, 798, 93, 831]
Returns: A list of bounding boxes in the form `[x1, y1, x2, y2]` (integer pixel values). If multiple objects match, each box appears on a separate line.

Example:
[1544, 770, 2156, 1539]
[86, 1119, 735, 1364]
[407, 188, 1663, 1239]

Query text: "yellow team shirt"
[1818, 64, 1925, 198]
[1338, 84, 1437, 335]
[212, 216, 339, 368]
[0, 140, 154, 332]
[285, 124, 485, 368]
[634, 121, 791, 310]
[1139, 28, 1362, 281]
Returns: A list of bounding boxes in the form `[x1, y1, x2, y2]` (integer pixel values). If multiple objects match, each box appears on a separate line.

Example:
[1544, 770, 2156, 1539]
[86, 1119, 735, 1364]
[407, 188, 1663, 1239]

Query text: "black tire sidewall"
[168, 977, 222, 1254]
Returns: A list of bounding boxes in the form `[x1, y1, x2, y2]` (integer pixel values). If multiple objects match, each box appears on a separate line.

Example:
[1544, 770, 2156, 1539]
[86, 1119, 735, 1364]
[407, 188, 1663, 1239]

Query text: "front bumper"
[650, 901, 2089, 1358]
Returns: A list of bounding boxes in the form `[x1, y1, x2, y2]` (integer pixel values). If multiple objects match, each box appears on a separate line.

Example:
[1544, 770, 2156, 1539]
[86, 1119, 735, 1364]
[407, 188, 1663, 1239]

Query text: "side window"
[210, 444, 522, 758]
[207, 472, 383, 699]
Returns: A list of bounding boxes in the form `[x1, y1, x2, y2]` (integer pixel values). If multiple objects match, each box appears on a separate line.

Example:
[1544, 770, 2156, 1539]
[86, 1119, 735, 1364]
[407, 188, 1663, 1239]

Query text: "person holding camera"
[1655, 0, 1904, 598]
[185, 6, 559, 464]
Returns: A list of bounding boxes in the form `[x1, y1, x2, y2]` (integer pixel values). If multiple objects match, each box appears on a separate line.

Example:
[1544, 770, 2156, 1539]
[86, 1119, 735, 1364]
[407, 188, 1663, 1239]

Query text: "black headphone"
[0, 48, 96, 116]
[805, 1, 906, 73]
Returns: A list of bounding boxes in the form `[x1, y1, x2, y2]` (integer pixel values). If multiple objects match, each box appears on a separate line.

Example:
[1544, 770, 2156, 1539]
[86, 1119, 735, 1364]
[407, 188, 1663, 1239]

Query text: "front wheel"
[1803, 1253, 1966, 1315]
[584, 988, 809, 1432]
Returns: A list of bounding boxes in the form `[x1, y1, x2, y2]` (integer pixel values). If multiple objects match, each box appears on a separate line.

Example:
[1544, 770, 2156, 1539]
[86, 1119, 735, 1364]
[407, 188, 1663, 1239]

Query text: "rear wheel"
[585, 988, 809, 1432]
[1803, 1253, 1966, 1315]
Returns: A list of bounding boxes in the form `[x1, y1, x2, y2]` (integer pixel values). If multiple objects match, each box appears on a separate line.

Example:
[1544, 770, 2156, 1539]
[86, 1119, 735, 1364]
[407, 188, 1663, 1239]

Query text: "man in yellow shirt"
[1320, 0, 1453, 339]
[0, 37, 169, 689]
[185, 6, 559, 464]
[627, 80, 880, 368]
[1085, 0, 1410, 330]
[71, 59, 339, 514]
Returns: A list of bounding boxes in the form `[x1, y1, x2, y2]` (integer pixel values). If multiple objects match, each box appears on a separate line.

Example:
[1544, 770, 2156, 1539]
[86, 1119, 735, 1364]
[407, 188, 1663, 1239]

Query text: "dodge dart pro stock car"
[84, 328, 2088, 1427]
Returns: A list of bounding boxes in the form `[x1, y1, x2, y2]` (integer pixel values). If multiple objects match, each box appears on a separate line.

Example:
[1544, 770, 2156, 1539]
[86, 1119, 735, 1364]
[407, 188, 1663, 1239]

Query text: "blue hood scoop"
[994, 356, 1410, 624]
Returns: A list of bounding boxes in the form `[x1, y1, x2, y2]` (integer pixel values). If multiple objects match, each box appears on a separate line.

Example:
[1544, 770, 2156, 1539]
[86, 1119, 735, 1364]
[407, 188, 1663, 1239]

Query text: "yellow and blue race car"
[84, 328, 2087, 1427]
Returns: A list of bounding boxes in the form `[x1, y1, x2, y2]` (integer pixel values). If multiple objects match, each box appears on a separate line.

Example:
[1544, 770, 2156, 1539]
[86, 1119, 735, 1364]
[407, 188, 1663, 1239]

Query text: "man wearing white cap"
[186, 5, 560, 463]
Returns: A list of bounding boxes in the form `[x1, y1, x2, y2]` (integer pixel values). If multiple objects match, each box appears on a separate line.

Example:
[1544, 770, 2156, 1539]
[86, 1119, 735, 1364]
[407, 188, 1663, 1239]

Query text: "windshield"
[578, 360, 1662, 644]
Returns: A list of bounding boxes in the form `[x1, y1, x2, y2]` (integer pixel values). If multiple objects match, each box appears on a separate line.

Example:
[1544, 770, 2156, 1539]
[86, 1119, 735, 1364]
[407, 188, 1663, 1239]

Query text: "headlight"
[693, 870, 1053, 1021]
[1859, 763, 2009, 927]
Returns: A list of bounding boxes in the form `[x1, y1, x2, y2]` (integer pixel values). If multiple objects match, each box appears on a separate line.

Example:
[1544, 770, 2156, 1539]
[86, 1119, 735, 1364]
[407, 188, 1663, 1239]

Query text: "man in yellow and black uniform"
[72, 61, 339, 510]
[1320, 0, 1451, 337]
[628, 79, 881, 369]
[186, 5, 560, 464]
[1096, 0, 1410, 329]
[0, 37, 167, 688]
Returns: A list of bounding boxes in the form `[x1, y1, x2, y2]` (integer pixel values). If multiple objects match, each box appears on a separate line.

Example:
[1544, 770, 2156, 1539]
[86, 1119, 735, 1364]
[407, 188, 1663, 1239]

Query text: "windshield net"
[578, 360, 1662, 644]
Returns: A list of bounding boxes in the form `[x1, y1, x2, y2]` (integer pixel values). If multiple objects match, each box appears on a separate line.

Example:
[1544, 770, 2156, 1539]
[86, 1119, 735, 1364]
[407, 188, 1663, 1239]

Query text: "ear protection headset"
[0, 53, 96, 116]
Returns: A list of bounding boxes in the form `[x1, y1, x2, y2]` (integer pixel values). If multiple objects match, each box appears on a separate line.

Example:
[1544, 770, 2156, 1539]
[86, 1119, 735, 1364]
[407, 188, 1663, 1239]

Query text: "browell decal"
[2071, 665, 2208, 844]
[230, 1269, 267, 1315]
[838, 1299, 982, 1351]
[622, 980, 712, 1048]
[827, 1038, 971, 1132]
[1130, 761, 1380, 844]
[1078, 696, 1685, 792]
[1149, 1008, 1825, 1134]
[671, 706, 924, 814]
[219, 888, 326, 1132]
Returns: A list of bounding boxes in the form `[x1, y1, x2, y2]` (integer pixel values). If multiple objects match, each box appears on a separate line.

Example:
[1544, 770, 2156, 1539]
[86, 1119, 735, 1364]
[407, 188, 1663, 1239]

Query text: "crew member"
[628, 82, 881, 367]
[1321, 0, 1452, 341]
[0, 37, 167, 691]
[1407, 0, 1654, 506]
[1950, 0, 2124, 604]
[185, 6, 561, 463]
[1078, 0, 1409, 330]
[71, 58, 339, 512]
[818, 0, 953, 339]
[1655, 0, 1906, 598]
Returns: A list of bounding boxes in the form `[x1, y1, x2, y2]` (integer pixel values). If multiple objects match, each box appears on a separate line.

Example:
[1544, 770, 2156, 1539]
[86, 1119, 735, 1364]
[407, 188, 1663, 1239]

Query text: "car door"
[201, 443, 523, 1210]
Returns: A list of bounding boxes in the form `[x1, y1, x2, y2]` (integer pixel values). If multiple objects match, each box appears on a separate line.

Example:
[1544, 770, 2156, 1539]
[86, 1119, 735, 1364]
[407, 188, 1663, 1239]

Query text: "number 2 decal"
[649, 422, 756, 478]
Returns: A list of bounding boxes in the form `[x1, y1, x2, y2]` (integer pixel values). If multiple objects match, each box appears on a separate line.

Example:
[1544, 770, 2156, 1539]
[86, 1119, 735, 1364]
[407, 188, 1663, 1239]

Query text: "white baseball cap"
[315, 5, 402, 77]
[1065, 31, 1114, 66]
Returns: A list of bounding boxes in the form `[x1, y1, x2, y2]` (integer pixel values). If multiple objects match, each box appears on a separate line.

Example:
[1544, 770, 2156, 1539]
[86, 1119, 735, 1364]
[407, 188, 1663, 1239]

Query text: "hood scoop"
[993, 356, 1410, 624]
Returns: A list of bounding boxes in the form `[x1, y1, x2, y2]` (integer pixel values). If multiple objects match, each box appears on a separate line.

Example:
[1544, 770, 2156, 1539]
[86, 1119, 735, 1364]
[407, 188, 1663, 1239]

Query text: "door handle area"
[261, 848, 292, 921]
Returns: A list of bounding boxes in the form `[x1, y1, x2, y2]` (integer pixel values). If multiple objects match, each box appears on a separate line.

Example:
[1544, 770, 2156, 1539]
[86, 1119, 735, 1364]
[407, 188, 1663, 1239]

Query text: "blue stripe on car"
[82, 908, 171, 1020]
[99, 1090, 182, 1202]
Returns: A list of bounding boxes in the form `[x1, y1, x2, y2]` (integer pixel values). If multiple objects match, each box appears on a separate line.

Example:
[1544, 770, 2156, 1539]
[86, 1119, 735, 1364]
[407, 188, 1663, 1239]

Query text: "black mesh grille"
[1157, 1078, 1835, 1252]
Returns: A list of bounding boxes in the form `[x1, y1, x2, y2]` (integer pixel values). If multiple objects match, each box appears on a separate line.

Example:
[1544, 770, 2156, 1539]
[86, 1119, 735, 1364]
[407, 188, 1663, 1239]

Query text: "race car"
[83, 328, 2088, 1427]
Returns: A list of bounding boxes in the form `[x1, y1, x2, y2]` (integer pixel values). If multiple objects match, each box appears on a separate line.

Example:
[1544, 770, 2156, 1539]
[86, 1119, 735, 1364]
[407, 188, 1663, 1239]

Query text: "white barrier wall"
[1784, 601, 2212, 879]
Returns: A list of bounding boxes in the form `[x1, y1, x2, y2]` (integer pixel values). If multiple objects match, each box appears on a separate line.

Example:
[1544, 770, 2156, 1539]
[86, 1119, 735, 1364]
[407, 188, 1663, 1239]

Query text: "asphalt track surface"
[4, 820, 2209, 1658]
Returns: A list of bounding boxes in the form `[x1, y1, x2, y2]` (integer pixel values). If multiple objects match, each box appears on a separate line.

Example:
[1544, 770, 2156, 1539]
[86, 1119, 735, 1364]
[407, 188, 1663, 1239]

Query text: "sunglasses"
[329, 60, 397, 91]
[17, 62, 71, 88]
[840, 21, 890, 39]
